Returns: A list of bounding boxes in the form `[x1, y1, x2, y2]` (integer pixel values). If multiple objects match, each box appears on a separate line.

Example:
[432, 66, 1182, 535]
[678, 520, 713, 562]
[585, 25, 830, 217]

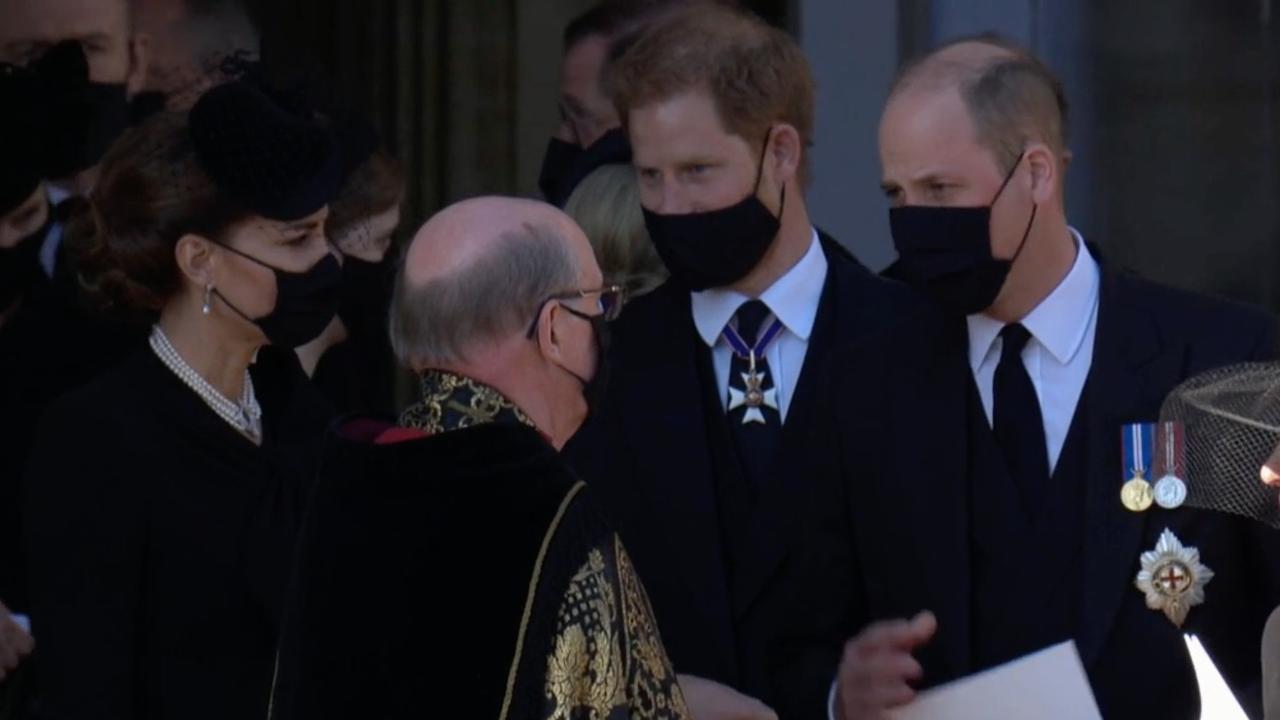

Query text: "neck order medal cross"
[1134, 528, 1214, 627]
[728, 350, 778, 425]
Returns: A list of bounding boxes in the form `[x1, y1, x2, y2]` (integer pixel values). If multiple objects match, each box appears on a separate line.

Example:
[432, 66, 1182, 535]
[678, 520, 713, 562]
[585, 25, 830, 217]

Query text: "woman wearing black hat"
[22, 80, 341, 720]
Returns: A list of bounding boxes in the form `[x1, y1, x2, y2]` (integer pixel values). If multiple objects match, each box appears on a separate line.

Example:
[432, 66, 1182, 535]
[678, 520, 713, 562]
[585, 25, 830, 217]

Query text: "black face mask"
[0, 210, 52, 310]
[336, 255, 394, 330]
[537, 127, 632, 208]
[214, 245, 342, 348]
[889, 152, 1037, 316]
[641, 134, 783, 292]
[557, 305, 611, 420]
[32, 42, 131, 179]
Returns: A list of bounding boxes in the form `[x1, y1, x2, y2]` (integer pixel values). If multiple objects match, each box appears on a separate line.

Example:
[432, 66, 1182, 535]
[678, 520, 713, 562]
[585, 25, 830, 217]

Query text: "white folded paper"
[1185, 634, 1247, 720]
[887, 640, 1101, 720]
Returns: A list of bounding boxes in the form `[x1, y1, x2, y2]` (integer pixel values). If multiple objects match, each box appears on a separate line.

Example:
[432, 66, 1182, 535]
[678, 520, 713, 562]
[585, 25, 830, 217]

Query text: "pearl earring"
[202, 284, 213, 315]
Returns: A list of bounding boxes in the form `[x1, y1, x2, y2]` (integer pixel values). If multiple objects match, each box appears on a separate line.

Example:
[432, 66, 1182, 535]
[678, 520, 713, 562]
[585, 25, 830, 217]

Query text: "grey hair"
[389, 222, 580, 369]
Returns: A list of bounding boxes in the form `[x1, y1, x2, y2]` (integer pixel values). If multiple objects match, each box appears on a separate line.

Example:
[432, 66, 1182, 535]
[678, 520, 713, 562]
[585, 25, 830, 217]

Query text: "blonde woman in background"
[564, 162, 667, 300]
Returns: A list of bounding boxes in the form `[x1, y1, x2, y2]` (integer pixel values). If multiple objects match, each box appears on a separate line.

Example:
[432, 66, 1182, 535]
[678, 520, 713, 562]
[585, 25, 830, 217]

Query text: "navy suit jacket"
[567, 235, 925, 718]
[833, 268, 1280, 719]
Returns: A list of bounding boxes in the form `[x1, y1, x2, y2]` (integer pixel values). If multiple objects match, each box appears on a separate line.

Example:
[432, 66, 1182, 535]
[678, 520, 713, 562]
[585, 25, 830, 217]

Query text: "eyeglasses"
[525, 285, 626, 339]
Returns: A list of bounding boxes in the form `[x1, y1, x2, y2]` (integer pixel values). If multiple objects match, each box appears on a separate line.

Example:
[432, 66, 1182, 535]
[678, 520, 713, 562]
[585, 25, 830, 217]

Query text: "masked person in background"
[23, 79, 341, 720]
[0, 66, 120, 716]
[296, 143, 405, 416]
[828, 36, 1280, 720]
[539, 0, 713, 207]
[0, 2, 160, 471]
[269, 196, 698, 719]
[0, 62, 45, 711]
[565, 5, 924, 716]
[0, 0, 149, 204]
[1, 5, 164, 657]
[0, 63, 53, 634]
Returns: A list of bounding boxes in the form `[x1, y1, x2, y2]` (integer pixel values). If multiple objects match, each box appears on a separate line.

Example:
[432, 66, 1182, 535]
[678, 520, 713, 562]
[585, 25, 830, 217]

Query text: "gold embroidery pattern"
[544, 538, 690, 719]
[616, 540, 690, 718]
[501, 482, 587, 720]
[399, 370, 535, 434]
[545, 549, 626, 718]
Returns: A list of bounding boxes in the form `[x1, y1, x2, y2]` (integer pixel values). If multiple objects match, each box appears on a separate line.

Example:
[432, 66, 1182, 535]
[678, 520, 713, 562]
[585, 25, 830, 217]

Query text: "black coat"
[22, 345, 332, 720]
[272, 421, 588, 719]
[270, 417, 689, 719]
[567, 236, 925, 717]
[1, 273, 142, 614]
[835, 268, 1280, 719]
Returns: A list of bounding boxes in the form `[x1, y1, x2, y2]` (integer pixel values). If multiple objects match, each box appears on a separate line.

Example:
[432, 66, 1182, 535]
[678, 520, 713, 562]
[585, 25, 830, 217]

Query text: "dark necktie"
[727, 299, 782, 490]
[992, 323, 1050, 511]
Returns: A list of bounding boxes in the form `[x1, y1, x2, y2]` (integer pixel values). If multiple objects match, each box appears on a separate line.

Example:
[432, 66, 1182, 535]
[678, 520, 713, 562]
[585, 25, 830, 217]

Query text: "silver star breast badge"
[1134, 528, 1214, 628]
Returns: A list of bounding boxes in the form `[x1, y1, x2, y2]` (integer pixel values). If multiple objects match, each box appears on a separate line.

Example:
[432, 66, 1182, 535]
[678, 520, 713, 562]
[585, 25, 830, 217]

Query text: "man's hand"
[835, 611, 937, 720]
[0, 600, 33, 681]
[677, 674, 778, 720]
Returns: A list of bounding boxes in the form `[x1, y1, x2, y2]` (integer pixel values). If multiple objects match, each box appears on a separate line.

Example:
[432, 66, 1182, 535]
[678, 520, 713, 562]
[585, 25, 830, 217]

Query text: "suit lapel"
[904, 317, 975, 678]
[616, 287, 735, 630]
[834, 269, 974, 678]
[1077, 270, 1177, 667]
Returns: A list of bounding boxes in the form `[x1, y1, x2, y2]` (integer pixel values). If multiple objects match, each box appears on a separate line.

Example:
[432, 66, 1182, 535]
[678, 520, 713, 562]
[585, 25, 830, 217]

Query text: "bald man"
[271, 197, 782, 719]
[826, 36, 1280, 719]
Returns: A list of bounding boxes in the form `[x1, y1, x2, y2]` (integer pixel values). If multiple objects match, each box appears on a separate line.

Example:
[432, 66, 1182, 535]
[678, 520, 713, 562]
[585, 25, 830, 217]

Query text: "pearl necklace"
[149, 326, 263, 442]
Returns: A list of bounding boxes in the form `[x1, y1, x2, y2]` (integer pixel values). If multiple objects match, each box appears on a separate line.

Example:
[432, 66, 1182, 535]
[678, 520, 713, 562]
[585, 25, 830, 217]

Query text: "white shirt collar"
[691, 228, 827, 347]
[967, 227, 1100, 369]
[45, 184, 71, 206]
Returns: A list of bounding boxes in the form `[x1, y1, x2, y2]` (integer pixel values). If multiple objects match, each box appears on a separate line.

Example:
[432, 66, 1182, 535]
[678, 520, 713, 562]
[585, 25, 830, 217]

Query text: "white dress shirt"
[690, 228, 827, 422]
[966, 228, 1100, 473]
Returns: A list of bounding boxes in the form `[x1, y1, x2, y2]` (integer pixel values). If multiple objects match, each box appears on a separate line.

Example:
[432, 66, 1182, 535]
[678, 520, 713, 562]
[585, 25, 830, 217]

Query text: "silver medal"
[1153, 474, 1188, 510]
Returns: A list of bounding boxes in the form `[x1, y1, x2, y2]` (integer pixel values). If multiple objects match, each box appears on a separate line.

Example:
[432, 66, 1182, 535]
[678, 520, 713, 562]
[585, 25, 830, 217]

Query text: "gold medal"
[1121, 474, 1154, 512]
[1121, 424, 1155, 512]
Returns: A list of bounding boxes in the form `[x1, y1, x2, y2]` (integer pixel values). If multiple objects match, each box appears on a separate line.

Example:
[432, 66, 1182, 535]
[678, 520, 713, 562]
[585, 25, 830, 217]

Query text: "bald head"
[892, 39, 1017, 96]
[392, 196, 599, 371]
[886, 35, 1068, 173]
[404, 196, 587, 286]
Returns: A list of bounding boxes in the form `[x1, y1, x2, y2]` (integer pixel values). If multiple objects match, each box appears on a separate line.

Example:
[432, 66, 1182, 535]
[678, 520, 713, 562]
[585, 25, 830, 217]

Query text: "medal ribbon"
[1122, 422, 1154, 480]
[1153, 421, 1185, 479]
[721, 314, 785, 361]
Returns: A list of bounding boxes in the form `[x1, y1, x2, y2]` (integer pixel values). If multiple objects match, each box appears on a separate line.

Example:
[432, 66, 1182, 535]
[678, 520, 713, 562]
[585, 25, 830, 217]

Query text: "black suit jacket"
[567, 235, 924, 717]
[836, 268, 1280, 719]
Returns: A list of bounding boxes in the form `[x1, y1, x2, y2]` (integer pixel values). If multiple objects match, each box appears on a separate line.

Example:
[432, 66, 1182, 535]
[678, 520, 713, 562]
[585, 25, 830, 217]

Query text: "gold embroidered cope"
[543, 536, 690, 719]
